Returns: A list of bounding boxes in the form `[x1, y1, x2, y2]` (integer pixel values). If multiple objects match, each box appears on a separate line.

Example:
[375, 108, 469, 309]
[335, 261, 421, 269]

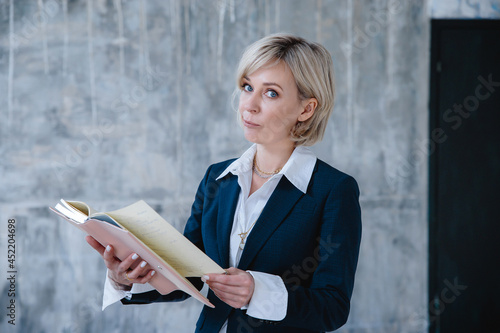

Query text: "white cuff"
[130, 281, 155, 294]
[102, 270, 155, 310]
[102, 271, 131, 310]
[245, 271, 288, 321]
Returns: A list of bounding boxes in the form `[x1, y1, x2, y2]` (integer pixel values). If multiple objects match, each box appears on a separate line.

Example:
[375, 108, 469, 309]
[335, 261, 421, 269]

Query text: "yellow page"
[106, 200, 225, 277]
[67, 200, 99, 217]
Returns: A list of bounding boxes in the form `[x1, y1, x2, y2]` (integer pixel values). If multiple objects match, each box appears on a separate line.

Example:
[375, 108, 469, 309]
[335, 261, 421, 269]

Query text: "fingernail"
[132, 253, 139, 260]
[140, 261, 147, 268]
[106, 245, 111, 252]
[151, 271, 155, 276]
[201, 275, 209, 282]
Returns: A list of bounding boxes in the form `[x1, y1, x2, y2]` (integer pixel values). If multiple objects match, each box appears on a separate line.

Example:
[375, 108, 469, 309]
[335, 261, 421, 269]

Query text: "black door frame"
[428, 18, 500, 333]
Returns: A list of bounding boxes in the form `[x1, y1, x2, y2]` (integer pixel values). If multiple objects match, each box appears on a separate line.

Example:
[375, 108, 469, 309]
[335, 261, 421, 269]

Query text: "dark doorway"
[429, 19, 500, 333]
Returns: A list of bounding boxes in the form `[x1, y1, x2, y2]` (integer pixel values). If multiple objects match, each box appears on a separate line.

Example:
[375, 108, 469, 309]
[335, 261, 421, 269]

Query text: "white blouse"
[215, 144, 316, 332]
[102, 144, 317, 332]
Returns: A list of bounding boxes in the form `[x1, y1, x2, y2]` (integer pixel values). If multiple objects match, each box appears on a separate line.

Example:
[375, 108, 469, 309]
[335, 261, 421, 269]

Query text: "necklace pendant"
[239, 242, 245, 250]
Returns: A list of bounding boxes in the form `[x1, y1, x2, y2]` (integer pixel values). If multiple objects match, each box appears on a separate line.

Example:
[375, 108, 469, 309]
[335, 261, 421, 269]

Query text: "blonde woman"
[88, 33, 362, 333]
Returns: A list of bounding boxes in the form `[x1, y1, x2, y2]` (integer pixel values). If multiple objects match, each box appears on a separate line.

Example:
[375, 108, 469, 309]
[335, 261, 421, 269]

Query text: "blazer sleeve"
[278, 175, 362, 331]
[121, 165, 213, 305]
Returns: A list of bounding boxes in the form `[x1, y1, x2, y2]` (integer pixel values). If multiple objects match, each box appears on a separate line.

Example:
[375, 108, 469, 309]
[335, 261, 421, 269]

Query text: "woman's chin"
[244, 134, 260, 144]
[243, 129, 260, 143]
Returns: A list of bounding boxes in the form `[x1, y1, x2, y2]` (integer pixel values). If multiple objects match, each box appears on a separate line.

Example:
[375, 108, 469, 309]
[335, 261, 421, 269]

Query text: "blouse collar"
[216, 144, 317, 194]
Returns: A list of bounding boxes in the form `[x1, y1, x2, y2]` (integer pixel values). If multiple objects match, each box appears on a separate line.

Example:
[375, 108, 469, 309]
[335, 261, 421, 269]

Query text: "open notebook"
[50, 199, 226, 308]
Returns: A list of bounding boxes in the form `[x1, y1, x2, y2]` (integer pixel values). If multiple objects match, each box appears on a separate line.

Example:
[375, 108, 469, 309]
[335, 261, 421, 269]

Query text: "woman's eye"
[242, 84, 253, 92]
[265, 90, 278, 98]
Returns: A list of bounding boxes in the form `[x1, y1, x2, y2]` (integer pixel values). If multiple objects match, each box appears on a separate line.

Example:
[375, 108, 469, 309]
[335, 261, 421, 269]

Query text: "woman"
[87, 33, 362, 333]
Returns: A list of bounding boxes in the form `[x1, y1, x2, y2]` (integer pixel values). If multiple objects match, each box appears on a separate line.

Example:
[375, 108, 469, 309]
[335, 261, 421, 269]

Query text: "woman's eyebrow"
[244, 77, 283, 91]
[262, 82, 283, 91]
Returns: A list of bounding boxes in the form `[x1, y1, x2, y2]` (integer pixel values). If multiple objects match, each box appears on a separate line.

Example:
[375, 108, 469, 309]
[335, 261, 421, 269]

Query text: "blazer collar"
[237, 176, 304, 271]
[215, 160, 320, 270]
[216, 174, 240, 269]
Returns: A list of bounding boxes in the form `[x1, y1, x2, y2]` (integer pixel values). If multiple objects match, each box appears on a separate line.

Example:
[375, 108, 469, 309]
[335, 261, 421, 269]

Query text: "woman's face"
[238, 61, 314, 148]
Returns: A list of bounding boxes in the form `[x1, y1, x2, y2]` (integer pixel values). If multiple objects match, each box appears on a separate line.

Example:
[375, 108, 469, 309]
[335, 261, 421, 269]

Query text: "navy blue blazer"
[123, 158, 362, 333]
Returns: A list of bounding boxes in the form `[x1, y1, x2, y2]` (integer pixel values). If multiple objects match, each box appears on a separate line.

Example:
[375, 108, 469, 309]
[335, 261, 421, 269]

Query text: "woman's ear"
[298, 98, 318, 122]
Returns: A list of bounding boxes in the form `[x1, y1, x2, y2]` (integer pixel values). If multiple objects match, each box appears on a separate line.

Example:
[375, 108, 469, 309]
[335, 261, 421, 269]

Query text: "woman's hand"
[202, 267, 255, 309]
[85, 235, 155, 288]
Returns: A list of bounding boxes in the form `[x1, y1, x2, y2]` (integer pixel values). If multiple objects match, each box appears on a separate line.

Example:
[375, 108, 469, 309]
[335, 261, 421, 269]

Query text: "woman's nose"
[240, 92, 260, 113]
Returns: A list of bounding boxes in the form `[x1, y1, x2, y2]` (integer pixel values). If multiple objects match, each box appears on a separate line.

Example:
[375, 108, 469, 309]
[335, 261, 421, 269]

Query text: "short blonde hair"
[235, 33, 335, 146]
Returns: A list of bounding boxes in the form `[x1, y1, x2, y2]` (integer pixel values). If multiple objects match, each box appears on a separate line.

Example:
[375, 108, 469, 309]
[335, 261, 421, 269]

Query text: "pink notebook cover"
[50, 207, 214, 308]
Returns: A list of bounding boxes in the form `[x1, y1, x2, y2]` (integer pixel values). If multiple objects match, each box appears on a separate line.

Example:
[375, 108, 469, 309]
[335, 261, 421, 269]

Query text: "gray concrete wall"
[0, 1, 496, 332]
[429, 0, 500, 18]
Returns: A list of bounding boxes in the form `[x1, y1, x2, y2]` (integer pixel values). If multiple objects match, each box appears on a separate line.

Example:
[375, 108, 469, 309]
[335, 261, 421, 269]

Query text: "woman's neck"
[254, 142, 295, 173]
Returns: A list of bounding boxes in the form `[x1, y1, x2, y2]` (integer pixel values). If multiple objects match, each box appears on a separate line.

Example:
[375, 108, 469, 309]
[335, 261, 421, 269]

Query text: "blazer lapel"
[237, 176, 304, 271]
[216, 174, 240, 269]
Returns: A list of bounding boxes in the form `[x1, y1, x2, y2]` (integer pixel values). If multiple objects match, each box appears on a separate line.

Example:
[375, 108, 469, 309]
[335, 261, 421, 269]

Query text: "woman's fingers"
[85, 236, 154, 285]
[116, 252, 155, 284]
[85, 235, 105, 256]
[87, 238, 123, 274]
[117, 252, 141, 273]
[133, 269, 156, 284]
[102, 244, 123, 270]
[123, 259, 151, 280]
[202, 267, 255, 308]
[86, 237, 122, 271]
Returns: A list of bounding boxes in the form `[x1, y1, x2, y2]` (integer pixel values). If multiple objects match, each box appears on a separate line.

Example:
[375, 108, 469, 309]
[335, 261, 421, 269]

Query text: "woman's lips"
[243, 119, 259, 128]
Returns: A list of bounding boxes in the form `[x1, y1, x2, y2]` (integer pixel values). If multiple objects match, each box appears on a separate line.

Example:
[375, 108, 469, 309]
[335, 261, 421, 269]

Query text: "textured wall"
[0, 0, 484, 332]
[429, 0, 500, 18]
